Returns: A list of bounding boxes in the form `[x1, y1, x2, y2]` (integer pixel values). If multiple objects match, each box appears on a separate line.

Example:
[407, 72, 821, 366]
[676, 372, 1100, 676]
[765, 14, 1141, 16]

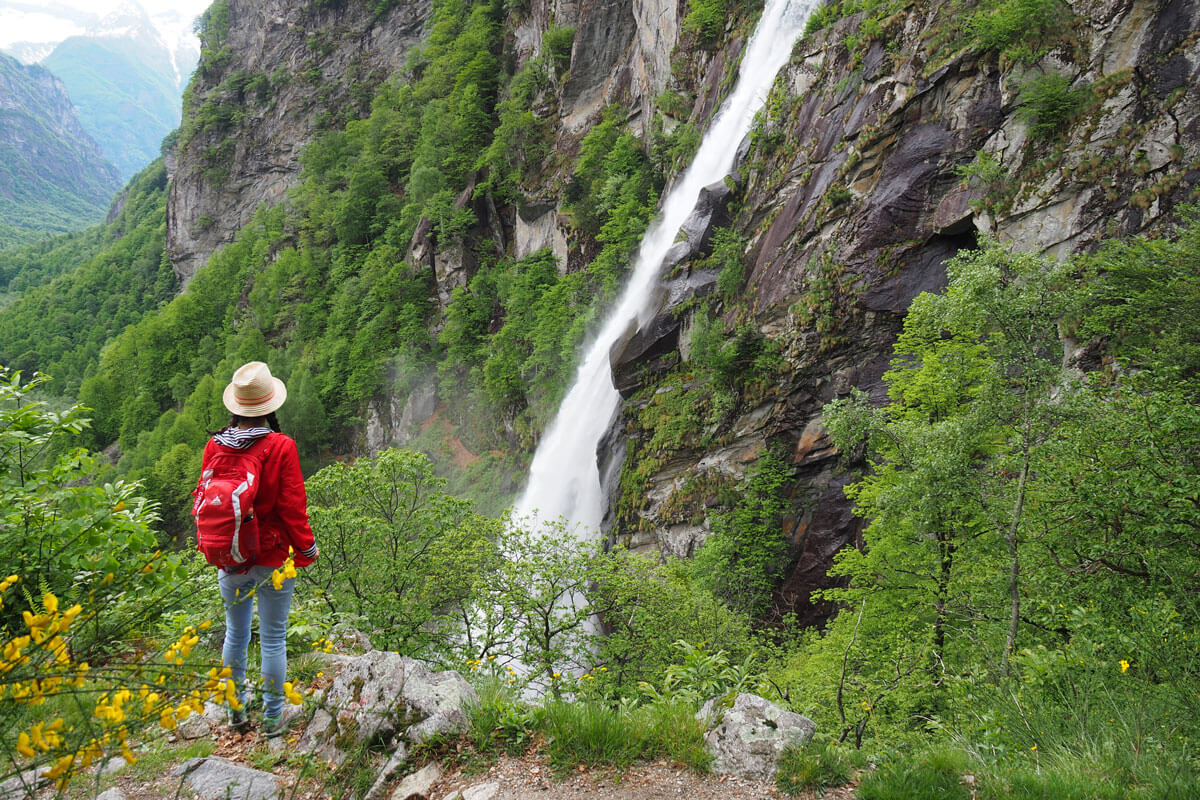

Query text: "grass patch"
[776, 737, 858, 795]
[542, 700, 711, 774]
[857, 747, 973, 800]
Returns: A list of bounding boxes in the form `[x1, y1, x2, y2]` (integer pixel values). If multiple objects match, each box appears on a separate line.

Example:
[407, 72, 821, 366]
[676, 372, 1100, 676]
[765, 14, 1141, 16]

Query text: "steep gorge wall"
[609, 0, 1200, 624]
[167, 0, 431, 284]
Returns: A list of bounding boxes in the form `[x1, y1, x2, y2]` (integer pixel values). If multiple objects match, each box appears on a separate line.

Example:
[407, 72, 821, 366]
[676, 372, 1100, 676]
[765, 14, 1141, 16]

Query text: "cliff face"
[166, 0, 431, 284]
[609, 0, 1200, 623]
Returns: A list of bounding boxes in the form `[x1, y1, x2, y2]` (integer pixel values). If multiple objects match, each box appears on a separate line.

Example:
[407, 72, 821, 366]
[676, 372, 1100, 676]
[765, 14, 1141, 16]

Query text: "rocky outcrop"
[700, 693, 817, 781]
[612, 0, 1200, 623]
[169, 757, 280, 800]
[166, 0, 431, 285]
[299, 651, 476, 765]
[557, 0, 682, 132]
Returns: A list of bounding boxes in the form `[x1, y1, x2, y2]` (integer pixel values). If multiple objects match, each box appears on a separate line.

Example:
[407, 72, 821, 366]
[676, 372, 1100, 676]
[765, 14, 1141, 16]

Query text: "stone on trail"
[700, 693, 817, 781]
[389, 761, 442, 800]
[460, 781, 500, 800]
[95, 789, 126, 800]
[169, 756, 281, 800]
[177, 711, 211, 740]
[0, 769, 47, 800]
[298, 651, 476, 765]
[364, 742, 410, 800]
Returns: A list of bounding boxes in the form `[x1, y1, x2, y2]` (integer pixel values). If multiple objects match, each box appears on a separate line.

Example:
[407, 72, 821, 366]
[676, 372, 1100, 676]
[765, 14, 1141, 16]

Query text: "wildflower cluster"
[271, 555, 298, 590]
[2, 584, 90, 704]
[0, 578, 239, 790]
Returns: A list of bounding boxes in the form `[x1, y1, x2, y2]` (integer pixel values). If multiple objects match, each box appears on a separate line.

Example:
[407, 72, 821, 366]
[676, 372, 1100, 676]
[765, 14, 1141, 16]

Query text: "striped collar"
[213, 426, 273, 449]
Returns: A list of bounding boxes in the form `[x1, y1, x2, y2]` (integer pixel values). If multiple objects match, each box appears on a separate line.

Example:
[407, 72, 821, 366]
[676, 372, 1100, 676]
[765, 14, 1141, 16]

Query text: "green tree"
[690, 446, 796, 619]
[302, 448, 501, 657]
[823, 243, 1076, 688]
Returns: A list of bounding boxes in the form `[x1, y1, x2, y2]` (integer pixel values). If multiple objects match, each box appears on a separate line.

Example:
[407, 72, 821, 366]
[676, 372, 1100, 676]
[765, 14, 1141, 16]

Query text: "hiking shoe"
[262, 714, 288, 739]
[228, 708, 250, 733]
[262, 706, 302, 739]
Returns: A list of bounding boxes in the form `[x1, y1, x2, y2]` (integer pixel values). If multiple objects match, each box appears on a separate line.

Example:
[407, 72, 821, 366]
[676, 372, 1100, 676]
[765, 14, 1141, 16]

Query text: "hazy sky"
[0, 0, 212, 51]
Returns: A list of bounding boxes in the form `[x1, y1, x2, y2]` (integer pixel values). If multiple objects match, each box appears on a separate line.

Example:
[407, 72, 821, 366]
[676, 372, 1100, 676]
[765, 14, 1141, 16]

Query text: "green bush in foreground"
[775, 737, 858, 795]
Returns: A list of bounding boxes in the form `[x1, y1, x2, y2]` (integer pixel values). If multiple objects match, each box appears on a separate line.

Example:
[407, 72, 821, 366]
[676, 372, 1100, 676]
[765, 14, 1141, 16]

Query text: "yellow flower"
[1120, 659, 1130, 673]
[16, 732, 35, 758]
[283, 681, 304, 705]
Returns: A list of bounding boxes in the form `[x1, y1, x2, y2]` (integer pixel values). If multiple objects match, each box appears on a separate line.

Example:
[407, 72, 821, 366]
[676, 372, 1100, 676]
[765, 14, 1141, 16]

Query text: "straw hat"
[222, 361, 288, 417]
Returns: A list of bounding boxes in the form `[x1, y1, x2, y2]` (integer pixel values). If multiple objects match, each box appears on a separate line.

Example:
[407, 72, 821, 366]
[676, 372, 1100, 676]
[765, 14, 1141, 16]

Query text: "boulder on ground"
[700, 693, 817, 781]
[299, 652, 476, 765]
[169, 756, 280, 800]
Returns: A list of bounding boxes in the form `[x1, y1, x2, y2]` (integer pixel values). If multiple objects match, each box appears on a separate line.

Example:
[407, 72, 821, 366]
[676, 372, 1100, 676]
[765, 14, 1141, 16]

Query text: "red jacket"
[198, 432, 317, 568]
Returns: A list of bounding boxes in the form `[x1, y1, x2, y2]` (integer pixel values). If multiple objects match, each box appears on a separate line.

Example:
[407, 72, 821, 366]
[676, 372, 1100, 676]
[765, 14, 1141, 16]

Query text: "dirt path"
[428, 752, 857, 800]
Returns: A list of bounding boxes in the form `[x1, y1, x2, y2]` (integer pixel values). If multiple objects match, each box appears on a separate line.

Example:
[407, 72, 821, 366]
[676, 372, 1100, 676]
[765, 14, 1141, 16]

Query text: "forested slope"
[0, 52, 122, 245]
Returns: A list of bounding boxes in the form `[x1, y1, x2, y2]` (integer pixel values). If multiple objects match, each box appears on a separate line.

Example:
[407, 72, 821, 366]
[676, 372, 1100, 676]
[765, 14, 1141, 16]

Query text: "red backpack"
[192, 437, 271, 570]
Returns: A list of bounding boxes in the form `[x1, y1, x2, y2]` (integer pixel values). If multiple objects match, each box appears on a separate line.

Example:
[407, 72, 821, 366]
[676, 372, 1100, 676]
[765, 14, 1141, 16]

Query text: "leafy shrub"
[1016, 73, 1091, 139]
[637, 640, 755, 705]
[0, 370, 242, 790]
[303, 448, 503, 657]
[955, 149, 1005, 185]
[689, 447, 795, 617]
[967, 0, 1073, 62]
[712, 228, 749, 298]
[682, 0, 728, 44]
[588, 551, 755, 698]
[542, 25, 575, 74]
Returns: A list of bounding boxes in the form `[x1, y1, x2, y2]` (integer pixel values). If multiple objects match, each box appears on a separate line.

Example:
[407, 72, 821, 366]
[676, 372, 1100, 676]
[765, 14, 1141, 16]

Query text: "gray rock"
[701, 693, 817, 782]
[0, 769, 46, 800]
[95, 789, 126, 800]
[364, 743, 409, 800]
[169, 756, 280, 800]
[101, 756, 128, 775]
[461, 782, 500, 800]
[389, 762, 441, 800]
[167, 0, 432, 286]
[177, 712, 211, 740]
[298, 652, 476, 765]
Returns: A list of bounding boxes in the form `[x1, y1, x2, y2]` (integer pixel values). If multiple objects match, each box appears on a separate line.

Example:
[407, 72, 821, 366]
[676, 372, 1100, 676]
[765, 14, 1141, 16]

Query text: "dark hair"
[211, 412, 281, 435]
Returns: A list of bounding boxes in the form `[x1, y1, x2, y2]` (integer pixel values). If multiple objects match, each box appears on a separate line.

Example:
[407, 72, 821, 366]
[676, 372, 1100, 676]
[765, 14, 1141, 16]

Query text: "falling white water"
[514, 0, 816, 533]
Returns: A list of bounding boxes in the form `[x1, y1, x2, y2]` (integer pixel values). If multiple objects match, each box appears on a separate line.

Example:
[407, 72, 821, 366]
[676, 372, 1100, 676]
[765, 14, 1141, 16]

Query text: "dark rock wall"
[610, 0, 1200, 623]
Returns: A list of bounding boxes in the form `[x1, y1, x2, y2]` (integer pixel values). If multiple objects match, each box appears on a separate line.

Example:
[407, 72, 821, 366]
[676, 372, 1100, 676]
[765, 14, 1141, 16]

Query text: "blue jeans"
[218, 565, 294, 720]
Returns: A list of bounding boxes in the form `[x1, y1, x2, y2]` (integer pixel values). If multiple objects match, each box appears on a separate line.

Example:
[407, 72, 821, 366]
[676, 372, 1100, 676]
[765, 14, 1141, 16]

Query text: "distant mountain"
[0, 51, 121, 246]
[40, 2, 198, 180]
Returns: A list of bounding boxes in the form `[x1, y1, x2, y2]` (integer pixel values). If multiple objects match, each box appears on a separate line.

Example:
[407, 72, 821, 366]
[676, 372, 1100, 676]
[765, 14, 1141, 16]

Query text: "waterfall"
[514, 0, 815, 533]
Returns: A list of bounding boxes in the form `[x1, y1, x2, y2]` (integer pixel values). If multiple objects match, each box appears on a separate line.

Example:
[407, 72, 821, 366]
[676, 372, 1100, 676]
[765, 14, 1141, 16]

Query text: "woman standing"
[200, 361, 318, 736]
